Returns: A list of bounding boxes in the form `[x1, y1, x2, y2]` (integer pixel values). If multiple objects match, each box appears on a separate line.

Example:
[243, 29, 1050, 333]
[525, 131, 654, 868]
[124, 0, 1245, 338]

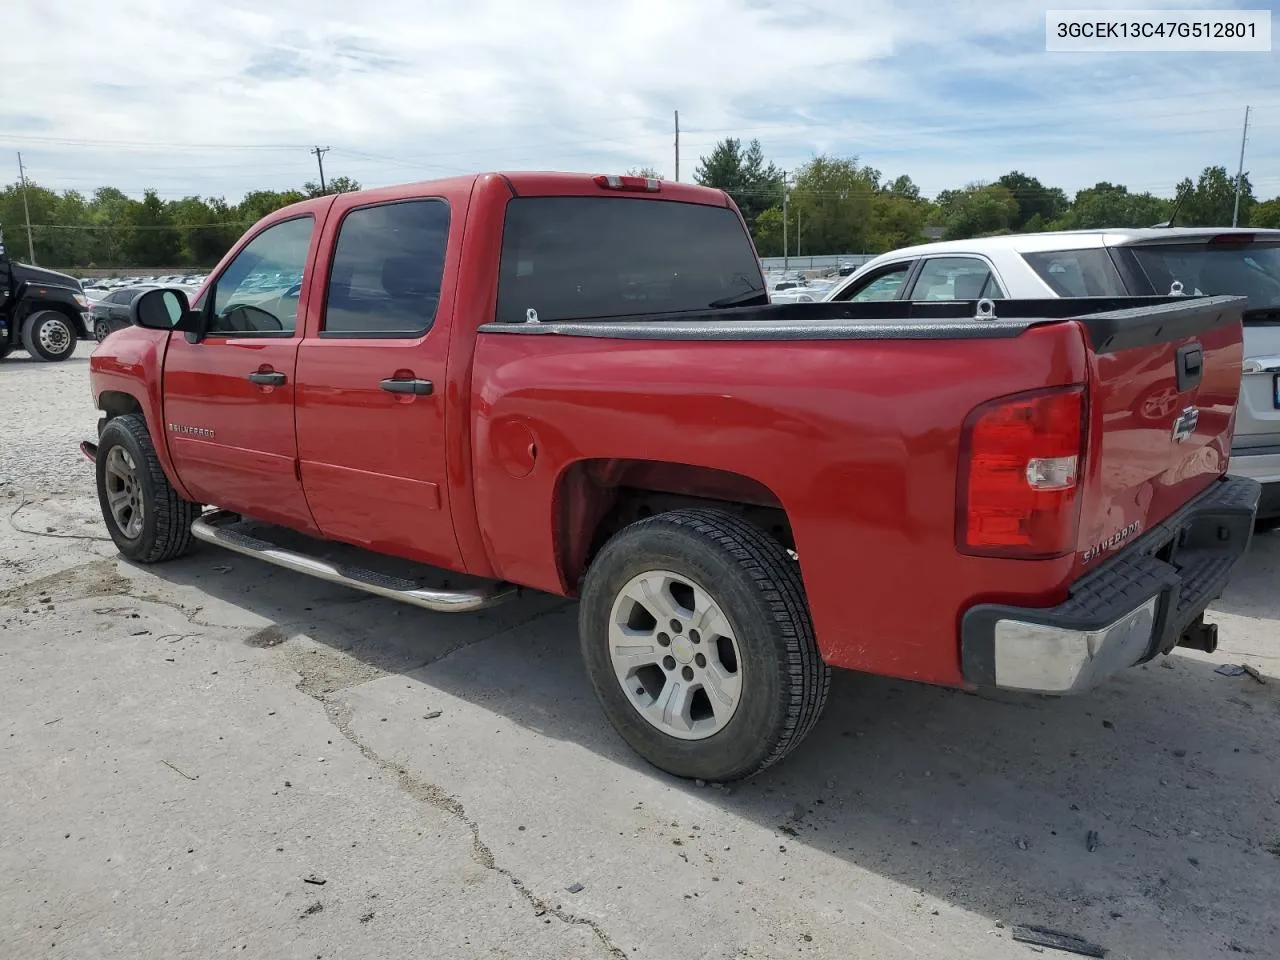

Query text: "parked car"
[823, 228, 1280, 524]
[89, 285, 160, 341]
[81, 173, 1259, 782]
[0, 227, 92, 362]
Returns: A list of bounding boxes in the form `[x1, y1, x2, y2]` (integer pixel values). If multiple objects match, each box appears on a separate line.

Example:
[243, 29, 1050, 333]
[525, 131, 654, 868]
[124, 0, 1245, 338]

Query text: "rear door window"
[1021, 248, 1128, 297]
[907, 257, 1003, 300]
[322, 199, 451, 338]
[495, 197, 765, 323]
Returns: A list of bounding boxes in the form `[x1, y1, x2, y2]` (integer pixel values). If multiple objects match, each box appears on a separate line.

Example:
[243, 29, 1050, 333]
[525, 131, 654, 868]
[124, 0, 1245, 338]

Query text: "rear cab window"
[1021, 248, 1128, 297]
[495, 197, 765, 323]
[1123, 239, 1280, 321]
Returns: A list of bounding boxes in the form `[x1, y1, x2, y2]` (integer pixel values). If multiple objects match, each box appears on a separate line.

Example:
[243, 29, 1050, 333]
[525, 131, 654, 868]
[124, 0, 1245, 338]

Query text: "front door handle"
[380, 378, 434, 396]
[247, 370, 287, 386]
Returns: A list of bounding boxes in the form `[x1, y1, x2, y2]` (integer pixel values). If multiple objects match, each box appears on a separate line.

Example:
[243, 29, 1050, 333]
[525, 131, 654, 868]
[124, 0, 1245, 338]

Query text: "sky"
[4, 0, 1280, 204]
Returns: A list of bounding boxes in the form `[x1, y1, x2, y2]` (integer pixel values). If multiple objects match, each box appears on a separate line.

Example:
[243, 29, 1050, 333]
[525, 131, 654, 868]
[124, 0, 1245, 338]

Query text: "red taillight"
[958, 385, 1086, 558]
[594, 174, 661, 193]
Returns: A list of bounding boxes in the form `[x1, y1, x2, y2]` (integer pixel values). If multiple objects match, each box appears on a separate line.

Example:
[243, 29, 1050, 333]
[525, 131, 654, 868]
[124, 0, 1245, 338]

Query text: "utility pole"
[310, 145, 330, 193]
[673, 110, 680, 182]
[16, 152, 35, 264]
[1232, 105, 1250, 227]
[782, 183, 789, 271]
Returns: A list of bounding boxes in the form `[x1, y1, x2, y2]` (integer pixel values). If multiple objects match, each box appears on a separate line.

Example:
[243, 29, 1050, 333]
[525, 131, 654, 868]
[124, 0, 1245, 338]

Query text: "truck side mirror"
[132, 288, 200, 333]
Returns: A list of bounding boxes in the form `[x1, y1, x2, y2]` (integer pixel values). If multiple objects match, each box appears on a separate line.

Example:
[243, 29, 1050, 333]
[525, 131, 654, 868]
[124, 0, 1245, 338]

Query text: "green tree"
[1053, 182, 1171, 229]
[752, 206, 785, 257]
[627, 166, 663, 179]
[302, 176, 362, 198]
[237, 189, 307, 226]
[937, 183, 1019, 239]
[694, 138, 785, 235]
[996, 171, 1068, 230]
[786, 155, 882, 254]
[1176, 165, 1255, 226]
[122, 190, 181, 266]
[1253, 197, 1280, 229]
[868, 190, 933, 252]
[169, 195, 241, 266]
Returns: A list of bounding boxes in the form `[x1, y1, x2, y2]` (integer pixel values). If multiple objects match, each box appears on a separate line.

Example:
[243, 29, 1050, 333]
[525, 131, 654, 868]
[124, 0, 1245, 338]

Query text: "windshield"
[1128, 240, 1280, 313]
[495, 197, 765, 323]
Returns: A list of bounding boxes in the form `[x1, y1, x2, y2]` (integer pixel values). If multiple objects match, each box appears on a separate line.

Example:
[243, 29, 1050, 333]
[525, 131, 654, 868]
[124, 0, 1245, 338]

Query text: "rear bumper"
[960, 474, 1261, 694]
[1227, 443, 1280, 517]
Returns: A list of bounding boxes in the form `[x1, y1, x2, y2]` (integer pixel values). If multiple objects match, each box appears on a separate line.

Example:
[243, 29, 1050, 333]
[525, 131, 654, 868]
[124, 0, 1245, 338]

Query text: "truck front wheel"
[22, 310, 78, 362]
[579, 508, 830, 782]
[96, 414, 201, 563]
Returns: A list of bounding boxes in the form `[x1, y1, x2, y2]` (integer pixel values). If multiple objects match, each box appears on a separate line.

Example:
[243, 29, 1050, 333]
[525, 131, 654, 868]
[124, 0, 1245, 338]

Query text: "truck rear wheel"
[96, 414, 200, 563]
[22, 310, 78, 362]
[579, 508, 830, 782]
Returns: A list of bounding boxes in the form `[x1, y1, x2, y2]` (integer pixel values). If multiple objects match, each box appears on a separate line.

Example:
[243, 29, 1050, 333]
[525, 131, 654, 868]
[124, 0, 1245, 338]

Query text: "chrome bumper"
[960, 474, 1261, 694]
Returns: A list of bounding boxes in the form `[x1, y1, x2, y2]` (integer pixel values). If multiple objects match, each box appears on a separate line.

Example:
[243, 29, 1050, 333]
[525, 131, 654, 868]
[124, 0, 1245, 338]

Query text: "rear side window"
[1126, 241, 1280, 314]
[323, 199, 450, 338]
[495, 197, 765, 323]
[1021, 249, 1127, 297]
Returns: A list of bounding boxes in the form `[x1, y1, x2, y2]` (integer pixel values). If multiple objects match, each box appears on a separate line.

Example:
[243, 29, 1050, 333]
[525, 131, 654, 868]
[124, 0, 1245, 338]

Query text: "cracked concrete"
[295, 643, 628, 959]
[4, 344, 1280, 959]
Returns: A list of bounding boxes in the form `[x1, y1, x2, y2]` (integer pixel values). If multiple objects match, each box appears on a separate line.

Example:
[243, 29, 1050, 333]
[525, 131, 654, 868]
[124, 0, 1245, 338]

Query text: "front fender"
[89, 328, 194, 501]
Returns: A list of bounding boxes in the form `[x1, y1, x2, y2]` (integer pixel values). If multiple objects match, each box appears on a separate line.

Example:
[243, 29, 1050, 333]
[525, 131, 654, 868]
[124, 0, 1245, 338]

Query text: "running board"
[189, 510, 518, 613]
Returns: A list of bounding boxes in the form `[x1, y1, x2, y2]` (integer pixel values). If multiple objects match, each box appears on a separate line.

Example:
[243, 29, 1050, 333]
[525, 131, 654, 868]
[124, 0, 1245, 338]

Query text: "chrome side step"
[189, 509, 518, 613]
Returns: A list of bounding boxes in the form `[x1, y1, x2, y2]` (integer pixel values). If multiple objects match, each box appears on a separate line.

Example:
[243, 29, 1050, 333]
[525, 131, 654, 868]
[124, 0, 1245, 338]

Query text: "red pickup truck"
[83, 171, 1260, 782]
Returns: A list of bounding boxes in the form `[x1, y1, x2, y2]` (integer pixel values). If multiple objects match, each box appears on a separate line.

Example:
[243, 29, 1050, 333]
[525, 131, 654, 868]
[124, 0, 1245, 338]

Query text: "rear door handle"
[247, 371, 287, 386]
[380, 378, 434, 396]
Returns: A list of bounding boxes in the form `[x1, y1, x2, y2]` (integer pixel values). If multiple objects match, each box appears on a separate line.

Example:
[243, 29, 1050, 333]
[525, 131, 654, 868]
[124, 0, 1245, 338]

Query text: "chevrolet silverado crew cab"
[83, 173, 1260, 782]
[822, 228, 1280, 526]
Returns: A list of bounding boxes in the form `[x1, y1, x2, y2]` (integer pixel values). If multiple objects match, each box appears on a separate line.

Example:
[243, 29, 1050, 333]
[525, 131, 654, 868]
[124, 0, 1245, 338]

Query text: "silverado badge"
[168, 423, 215, 439]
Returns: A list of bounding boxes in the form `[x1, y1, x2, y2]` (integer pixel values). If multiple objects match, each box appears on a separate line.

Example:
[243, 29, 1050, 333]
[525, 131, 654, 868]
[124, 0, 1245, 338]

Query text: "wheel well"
[556, 459, 794, 590]
[99, 390, 143, 421]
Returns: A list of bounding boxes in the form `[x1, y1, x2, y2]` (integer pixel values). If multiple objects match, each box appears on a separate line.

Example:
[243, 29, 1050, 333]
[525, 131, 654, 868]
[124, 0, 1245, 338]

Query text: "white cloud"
[5, 0, 1279, 203]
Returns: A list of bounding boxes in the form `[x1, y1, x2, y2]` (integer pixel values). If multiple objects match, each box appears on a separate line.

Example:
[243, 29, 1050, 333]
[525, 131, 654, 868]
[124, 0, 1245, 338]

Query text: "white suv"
[824, 227, 1280, 523]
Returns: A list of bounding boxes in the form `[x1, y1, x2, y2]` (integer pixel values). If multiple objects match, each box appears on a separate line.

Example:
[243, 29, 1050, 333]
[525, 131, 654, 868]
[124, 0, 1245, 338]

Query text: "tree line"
[5, 137, 1280, 269]
[656, 137, 1280, 258]
[0, 176, 360, 271]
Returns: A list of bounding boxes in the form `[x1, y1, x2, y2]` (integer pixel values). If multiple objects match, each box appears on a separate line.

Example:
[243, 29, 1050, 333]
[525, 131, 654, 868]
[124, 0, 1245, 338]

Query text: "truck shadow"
[134, 534, 1280, 958]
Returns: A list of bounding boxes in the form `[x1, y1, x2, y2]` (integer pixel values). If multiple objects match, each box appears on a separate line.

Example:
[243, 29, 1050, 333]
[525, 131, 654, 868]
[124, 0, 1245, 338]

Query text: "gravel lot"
[3, 344, 1279, 960]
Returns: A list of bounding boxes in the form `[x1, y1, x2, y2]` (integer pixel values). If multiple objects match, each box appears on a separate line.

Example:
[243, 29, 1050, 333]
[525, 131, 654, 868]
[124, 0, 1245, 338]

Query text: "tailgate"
[1075, 296, 1246, 571]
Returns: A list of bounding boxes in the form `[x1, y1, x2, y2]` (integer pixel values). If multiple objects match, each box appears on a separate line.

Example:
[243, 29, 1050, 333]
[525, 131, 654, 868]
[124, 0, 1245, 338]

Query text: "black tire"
[0, 345, 11, 361]
[22, 310, 78, 362]
[94, 317, 111, 342]
[1256, 516, 1280, 534]
[96, 413, 200, 563]
[579, 508, 830, 782]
